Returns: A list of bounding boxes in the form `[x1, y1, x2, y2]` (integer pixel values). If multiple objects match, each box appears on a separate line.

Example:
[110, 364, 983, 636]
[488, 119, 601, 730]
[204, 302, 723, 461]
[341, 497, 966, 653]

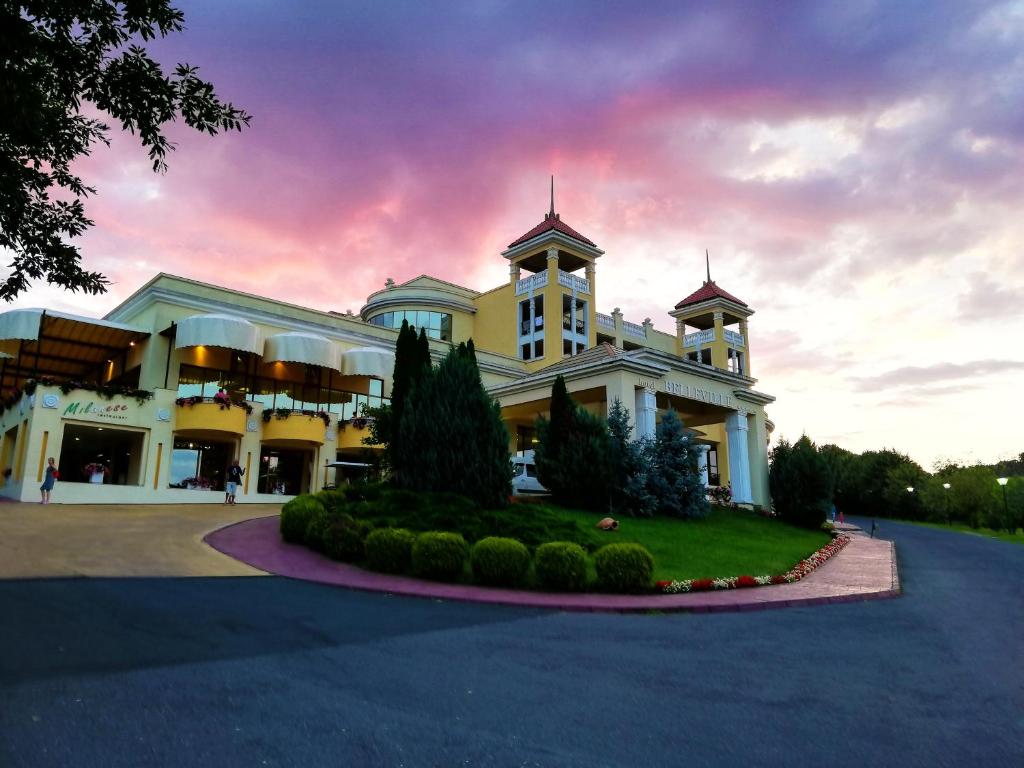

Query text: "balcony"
[262, 411, 328, 444]
[596, 312, 615, 330]
[515, 271, 548, 296]
[683, 329, 715, 348]
[557, 269, 590, 294]
[337, 417, 378, 451]
[724, 329, 745, 347]
[175, 399, 248, 435]
[622, 320, 646, 338]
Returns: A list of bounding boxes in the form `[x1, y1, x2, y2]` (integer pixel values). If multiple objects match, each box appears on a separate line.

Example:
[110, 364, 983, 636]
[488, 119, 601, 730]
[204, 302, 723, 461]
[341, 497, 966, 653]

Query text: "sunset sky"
[9, 0, 1024, 468]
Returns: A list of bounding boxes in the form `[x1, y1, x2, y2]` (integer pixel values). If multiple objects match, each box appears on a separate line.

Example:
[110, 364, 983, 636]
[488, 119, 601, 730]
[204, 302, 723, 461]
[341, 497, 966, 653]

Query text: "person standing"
[225, 458, 245, 505]
[40, 457, 58, 504]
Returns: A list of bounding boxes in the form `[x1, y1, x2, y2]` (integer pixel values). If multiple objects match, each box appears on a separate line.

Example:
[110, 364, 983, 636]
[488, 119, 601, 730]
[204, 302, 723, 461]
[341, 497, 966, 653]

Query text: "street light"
[943, 482, 951, 525]
[906, 486, 914, 493]
[998, 478, 1009, 531]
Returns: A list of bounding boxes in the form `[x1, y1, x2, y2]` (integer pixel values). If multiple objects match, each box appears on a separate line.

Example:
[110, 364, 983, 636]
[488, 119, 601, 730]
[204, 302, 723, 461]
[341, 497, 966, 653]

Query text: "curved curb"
[204, 516, 901, 614]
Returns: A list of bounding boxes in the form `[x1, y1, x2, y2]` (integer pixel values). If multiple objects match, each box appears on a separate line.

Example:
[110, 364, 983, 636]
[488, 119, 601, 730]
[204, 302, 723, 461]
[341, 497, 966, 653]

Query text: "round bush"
[534, 542, 588, 591]
[411, 532, 469, 582]
[470, 537, 530, 587]
[324, 517, 373, 562]
[305, 506, 340, 551]
[280, 495, 324, 544]
[594, 543, 655, 593]
[365, 528, 417, 574]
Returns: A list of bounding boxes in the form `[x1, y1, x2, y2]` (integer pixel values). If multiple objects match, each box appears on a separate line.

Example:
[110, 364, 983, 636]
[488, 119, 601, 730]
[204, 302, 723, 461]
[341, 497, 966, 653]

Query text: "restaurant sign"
[62, 401, 132, 422]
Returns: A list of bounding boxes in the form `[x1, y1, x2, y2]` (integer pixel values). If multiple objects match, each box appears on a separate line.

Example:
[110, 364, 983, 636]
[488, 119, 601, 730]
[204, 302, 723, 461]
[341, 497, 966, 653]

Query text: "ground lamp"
[997, 477, 1009, 526]
[943, 482, 951, 525]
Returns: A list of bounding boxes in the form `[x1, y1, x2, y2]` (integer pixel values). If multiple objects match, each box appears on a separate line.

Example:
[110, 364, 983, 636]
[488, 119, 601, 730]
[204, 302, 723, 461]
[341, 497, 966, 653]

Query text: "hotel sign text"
[639, 378, 735, 409]
[63, 401, 132, 422]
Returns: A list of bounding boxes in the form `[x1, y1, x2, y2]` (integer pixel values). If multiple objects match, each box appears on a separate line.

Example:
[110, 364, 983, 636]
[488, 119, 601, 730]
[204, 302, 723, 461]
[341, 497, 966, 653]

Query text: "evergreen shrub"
[470, 537, 530, 587]
[534, 541, 588, 591]
[769, 436, 831, 529]
[594, 543, 655, 593]
[280, 495, 324, 544]
[365, 528, 417, 574]
[411, 532, 469, 581]
[323, 517, 373, 562]
[304, 504, 338, 551]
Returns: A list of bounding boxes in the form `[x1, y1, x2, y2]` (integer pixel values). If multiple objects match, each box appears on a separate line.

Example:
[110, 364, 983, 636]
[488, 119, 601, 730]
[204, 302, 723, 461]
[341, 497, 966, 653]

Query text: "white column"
[695, 444, 710, 487]
[634, 387, 657, 441]
[725, 410, 753, 504]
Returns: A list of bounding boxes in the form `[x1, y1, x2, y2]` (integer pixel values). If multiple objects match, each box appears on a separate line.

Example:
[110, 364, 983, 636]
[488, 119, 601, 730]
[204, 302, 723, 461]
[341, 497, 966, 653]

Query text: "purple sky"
[11, 0, 1024, 467]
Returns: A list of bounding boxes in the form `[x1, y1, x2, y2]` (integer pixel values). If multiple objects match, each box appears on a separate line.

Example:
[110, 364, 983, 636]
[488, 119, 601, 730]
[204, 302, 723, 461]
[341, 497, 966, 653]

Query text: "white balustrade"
[683, 329, 715, 347]
[724, 329, 745, 347]
[596, 313, 615, 330]
[557, 269, 590, 294]
[623, 320, 646, 337]
[515, 271, 548, 296]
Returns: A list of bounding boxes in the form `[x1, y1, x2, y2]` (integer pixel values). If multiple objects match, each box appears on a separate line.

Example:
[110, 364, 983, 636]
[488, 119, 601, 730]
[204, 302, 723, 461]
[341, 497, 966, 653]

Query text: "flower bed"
[656, 534, 850, 594]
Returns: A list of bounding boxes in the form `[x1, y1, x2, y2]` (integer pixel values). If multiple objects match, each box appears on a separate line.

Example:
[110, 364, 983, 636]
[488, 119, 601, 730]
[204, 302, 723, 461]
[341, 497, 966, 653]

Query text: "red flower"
[736, 575, 758, 588]
[691, 578, 714, 591]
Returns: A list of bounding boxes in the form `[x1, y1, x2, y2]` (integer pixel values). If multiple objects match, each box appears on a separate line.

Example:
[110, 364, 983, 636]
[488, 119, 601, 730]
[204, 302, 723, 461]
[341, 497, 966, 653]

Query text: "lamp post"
[942, 482, 951, 525]
[997, 477, 1009, 532]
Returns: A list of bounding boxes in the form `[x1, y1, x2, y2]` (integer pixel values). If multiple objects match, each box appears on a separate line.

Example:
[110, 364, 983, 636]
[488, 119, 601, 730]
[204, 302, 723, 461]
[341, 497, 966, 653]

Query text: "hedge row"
[280, 497, 654, 592]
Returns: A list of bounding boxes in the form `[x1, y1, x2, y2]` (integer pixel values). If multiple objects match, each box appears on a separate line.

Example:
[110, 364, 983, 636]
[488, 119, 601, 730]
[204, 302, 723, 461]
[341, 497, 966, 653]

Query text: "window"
[518, 297, 544, 360]
[516, 426, 537, 454]
[169, 438, 233, 490]
[708, 449, 720, 486]
[562, 295, 587, 335]
[369, 310, 452, 341]
[728, 351, 745, 375]
[687, 350, 712, 365]
[59, 423, 146, 486]
[258, 446, 312, 495]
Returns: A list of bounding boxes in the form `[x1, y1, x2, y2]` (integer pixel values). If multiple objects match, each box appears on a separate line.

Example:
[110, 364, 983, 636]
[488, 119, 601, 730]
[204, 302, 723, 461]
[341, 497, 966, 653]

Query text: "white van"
[511, 451, 548, 496]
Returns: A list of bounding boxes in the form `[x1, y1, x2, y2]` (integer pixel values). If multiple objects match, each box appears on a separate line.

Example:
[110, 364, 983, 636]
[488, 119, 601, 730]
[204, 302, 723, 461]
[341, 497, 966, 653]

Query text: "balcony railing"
[724, 329, 745, 347]
[557, 270, 590, 294]
[683, 329, 715, 347]
[596, 312, 615, 330]
[622, 320, 646, 338]
[515, 271, 548, 296]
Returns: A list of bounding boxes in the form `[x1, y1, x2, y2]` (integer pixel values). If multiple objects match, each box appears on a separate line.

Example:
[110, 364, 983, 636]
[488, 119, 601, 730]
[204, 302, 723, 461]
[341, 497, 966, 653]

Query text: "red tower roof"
[507, 211, 597, 249]
[674, 280, 748, 309]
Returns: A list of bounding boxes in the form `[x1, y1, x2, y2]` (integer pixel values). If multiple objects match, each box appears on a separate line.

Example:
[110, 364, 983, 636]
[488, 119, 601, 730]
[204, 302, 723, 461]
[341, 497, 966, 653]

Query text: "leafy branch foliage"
[1, 1, 250, 299]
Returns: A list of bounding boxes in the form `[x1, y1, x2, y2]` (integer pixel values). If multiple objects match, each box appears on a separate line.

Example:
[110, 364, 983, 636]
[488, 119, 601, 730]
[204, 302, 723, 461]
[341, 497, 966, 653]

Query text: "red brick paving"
[206, 516, 900, 613]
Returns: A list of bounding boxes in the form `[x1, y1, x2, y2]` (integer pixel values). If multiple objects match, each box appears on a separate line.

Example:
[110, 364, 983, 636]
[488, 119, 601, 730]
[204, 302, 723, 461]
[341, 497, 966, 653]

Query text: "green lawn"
[541, 505, 831, 582]
[894, 519, 1024, 545]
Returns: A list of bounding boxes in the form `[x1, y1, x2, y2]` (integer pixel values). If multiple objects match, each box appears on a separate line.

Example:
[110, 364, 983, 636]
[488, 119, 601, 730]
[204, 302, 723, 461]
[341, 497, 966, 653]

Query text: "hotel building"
[0, 196, 774, 505]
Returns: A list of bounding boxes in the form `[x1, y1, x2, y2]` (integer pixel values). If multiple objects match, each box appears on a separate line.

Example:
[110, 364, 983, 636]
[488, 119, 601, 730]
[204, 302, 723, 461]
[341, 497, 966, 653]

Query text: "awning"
[174, 313, 262, 355]
[0, 308, 150, 389]
[340, 346, 394, 395]
[263, 331, 338, 370]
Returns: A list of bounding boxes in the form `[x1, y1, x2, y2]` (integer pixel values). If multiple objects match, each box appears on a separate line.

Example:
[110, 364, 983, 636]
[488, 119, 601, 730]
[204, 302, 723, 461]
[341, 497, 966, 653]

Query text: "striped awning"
[263, 331, 338, 370]
[174, 313, 262, 355]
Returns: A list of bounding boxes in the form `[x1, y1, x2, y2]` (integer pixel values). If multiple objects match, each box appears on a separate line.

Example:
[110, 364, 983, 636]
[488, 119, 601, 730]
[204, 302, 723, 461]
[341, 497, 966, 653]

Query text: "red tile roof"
[674, 280, 748, 309]
[508, 212, 597, 249]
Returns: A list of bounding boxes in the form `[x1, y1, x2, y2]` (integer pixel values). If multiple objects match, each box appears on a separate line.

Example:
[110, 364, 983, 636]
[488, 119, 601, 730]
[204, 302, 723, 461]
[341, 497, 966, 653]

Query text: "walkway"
[0, 502, 272, 578]
[206, 514, 899, 611]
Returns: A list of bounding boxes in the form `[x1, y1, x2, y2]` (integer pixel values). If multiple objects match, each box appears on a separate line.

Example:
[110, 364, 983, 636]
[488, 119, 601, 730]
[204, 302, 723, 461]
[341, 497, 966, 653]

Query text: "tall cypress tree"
[364, 320, 420, 476]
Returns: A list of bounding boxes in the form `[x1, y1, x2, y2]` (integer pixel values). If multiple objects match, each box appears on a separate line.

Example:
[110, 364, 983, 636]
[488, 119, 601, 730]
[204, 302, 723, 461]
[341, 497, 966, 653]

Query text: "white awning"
[264, 331, 338, 370]
[0, 308, 44, 342]
[0, 308, 150, 362]
[340, 346, 394, 395]
[174, 313, 262, 355]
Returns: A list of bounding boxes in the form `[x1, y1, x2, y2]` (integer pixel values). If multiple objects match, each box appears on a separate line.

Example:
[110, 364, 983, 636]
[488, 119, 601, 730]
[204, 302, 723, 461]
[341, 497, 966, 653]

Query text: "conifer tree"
[646, 409, 708, 519]
[769, 436, 830, 528]
[607, 398, 655, 517]
[396, 345, 510, 506]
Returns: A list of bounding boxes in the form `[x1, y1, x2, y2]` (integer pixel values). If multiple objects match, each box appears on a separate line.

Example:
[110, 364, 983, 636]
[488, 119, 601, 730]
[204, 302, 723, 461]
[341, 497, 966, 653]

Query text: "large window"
[169, 438, 233, 490]
[707, 448, 720, 486]
[258, 446, 312, 495]
[369, 310, 452, 341]
[58, 423, 146, 485]
[562, 295, 587, 335]
[518, 296, 544, 361]
[177, 364, 387, 417]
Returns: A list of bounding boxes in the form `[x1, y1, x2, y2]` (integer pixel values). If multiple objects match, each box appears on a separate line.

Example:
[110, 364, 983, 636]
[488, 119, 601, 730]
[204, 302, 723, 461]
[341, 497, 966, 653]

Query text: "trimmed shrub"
[314, 489, 348, 515]
[470, 537, 530, 587]
[534, 541, 588, 592]
[365, 528, 417, 574]
[411, 531, 469, 582]
[280, 495, 324, 544]
[594, 543, 654, 593]
[323, 517, 373, 562]
[304, 505, 336, 552]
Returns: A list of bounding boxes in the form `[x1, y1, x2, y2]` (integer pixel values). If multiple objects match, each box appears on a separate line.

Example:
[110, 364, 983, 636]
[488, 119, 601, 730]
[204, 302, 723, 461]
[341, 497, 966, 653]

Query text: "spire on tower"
[705, 249, 711, 284]
[549, 175, 555, 218]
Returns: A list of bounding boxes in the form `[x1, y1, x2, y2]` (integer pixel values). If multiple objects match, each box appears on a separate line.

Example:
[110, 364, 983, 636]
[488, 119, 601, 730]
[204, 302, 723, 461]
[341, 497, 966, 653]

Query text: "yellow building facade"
[0, 196, 774, 505]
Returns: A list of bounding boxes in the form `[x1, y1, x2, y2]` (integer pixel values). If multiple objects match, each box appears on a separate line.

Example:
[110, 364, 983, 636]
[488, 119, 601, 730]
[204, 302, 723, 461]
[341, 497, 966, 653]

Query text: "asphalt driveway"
[0, 518, 1021, 767]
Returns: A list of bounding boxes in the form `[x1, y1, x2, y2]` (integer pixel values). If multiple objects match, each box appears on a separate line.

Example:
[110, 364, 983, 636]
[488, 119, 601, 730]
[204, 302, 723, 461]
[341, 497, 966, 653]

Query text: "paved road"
[1, 518, 1021, 767]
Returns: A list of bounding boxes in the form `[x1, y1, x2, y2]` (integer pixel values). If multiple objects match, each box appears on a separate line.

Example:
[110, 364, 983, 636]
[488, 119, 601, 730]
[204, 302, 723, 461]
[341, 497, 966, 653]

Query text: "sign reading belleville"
[639, 378, 735, 408]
